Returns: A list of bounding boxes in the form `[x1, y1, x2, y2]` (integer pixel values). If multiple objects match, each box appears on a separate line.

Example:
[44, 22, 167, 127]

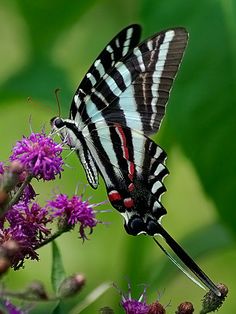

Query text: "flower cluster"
[0, 132, 100, 270]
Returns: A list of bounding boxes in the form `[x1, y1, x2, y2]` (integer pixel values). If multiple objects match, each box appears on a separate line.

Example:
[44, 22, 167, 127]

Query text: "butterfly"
[51, 24, 221, 296]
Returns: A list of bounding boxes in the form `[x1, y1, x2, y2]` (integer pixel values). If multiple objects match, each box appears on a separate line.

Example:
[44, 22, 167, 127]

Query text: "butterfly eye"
[53, 118, 65, 129]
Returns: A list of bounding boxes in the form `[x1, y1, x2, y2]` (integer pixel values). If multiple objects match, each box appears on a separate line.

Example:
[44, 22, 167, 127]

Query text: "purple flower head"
[7, 201, 51, 240]
[1, 201, 52, 268]
[47, 194, 98, 240]
[0, 226, 39, 269]
[10, 132, 64, 180]
[122, 297, 150, 314]
[118, 284, 150, 314]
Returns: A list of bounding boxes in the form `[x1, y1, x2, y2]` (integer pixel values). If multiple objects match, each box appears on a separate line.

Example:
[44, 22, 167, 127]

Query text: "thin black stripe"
[88, 123, 122, 190]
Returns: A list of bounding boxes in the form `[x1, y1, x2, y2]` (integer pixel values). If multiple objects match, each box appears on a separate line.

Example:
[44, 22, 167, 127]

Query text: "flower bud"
[148, 301, 166, 314]
[200, 283, 228, 313]
[0, 240, 20, 274]
[1, 240, 20, 258]
[176, 302, 194, 314]
[1, 162, 23, 193]
[58, 274, 86, 298]
[9, 161, 24, 174]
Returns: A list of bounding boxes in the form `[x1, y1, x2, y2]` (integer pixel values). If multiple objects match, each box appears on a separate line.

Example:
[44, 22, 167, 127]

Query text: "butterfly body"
[51, 25, 221, 296]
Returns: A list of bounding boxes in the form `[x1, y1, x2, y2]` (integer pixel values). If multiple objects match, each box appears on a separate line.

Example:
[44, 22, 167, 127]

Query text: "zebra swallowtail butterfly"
[51, 25, 220, 296]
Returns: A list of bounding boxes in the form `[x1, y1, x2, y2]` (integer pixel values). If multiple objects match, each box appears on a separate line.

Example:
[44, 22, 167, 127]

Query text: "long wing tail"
[154, 223, 221, 297]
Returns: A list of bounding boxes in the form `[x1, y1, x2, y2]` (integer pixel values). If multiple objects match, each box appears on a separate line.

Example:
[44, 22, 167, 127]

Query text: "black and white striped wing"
[73, 26, 187, 196]
[82, 122, 169, 235]
[70, 24, 141, 122]
[65, 25, 187, 229]
[71, 26, 188, 135]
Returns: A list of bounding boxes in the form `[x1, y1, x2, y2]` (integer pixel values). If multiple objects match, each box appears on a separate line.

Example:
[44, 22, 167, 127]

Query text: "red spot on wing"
[128, 162, 135, 180]
[108, 190, 122, 202]
[115, 124, 129, 159]
[124, 197, 134, 208]
[115, 124, 135, 181]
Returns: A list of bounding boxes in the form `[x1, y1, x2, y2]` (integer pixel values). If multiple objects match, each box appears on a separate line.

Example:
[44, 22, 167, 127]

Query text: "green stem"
[34, 227, 70, 250]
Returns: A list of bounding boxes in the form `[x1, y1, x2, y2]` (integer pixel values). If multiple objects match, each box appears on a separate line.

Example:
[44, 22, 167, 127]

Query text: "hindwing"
[81, 122, 169, 234]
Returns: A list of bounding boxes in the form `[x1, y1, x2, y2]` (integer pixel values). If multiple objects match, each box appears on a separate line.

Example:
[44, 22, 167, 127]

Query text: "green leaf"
[51, 241, 66, 294]
[14, 0, 97, 52]
[51, 301, 62, 314]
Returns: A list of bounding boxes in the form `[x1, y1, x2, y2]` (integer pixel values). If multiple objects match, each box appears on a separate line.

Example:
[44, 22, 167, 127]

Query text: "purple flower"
[21, 183, 37, 203]
[10, 132, 63, 180]
[0, 226, 39, 269]
[118, 285, 150, 314]
[7, 202, 51, 239]
[47, 194, 98, 240]
[122, 299, 150, 314]
[1, 202, 51, 269]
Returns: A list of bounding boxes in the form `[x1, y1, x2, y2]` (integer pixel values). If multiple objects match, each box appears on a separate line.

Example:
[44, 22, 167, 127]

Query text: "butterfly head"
[50, 117, 81, 150]
[50, 116, 69, 142]
[50, 117, 65, 129]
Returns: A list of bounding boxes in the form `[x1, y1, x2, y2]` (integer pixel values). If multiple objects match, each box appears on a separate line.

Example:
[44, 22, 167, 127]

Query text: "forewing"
[115, 28, 188, 134]
[73, 27, 188, 135]
[70, 24, 141, 122]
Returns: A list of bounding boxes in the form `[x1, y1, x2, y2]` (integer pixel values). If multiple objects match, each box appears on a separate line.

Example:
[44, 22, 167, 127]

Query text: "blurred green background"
[0, 0, 236, 313]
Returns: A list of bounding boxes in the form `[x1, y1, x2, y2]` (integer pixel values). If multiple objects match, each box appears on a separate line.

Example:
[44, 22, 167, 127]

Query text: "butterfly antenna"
[55, 88, 61, 118]
[153, 224, 221, 297]
[28, 114, 33, 133]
